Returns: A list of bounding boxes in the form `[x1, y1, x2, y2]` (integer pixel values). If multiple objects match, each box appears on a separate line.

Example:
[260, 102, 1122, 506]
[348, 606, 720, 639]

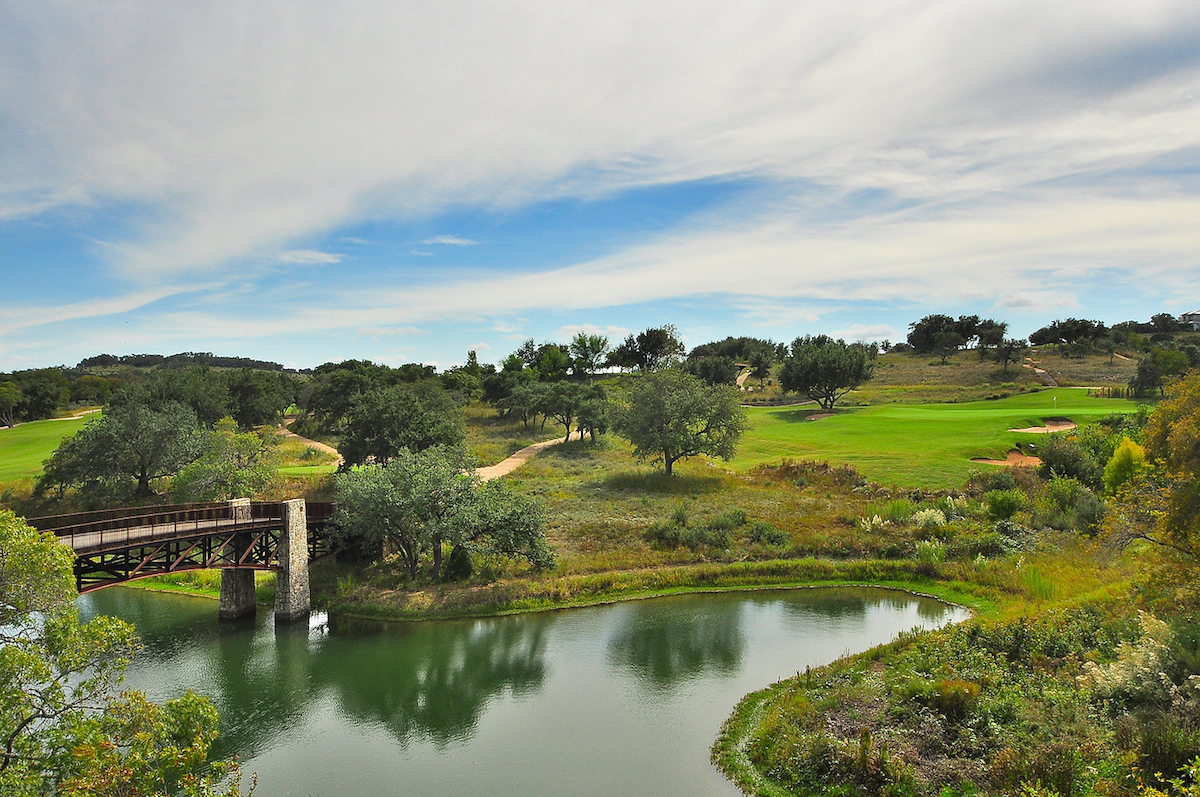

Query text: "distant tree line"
[77, 351, 294, 372]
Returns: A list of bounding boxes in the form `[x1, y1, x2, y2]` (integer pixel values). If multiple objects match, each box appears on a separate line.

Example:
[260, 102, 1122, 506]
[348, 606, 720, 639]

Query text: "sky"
[2, 1, 1199, 372]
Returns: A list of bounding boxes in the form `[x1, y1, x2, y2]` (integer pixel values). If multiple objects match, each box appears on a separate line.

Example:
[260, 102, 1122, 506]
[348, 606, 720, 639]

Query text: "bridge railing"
[31, 500, 336, 555]
[29, 502, 227, 533]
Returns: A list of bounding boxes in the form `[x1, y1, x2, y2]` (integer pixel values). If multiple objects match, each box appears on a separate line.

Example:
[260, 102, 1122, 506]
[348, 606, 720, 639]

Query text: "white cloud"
[555, 323, 630, 340]
[273, 249, 343, 264]
[420, 235, 478, 246]
[356, 326, 424, 336]
[830, 324, 896, 341]
[2, 0, 1197, 280]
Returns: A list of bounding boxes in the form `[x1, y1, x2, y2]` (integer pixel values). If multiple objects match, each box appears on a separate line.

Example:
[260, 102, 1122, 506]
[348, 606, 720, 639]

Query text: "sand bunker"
[806, 412, 835, 421]
[972, 449, 1042, 468]
[1007, 419, 1076, 434]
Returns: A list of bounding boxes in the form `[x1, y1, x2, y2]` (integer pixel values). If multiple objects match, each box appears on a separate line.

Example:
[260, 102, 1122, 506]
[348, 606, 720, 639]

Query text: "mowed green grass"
[733, 388, 1143, 488]
[0, 416, 92, 482]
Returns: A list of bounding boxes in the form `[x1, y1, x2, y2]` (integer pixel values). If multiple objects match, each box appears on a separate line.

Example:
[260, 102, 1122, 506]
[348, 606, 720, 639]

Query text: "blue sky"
[3, 1, 1200, 371]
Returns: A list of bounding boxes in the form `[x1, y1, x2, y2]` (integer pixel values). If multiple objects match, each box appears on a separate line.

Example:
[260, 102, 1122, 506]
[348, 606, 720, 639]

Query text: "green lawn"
[0, 416, 92, 483]
[733, 388, 1143, 488]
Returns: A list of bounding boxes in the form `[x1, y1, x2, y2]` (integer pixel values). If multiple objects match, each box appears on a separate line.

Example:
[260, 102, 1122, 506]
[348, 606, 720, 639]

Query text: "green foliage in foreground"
[735, 389, 1143, 488]
[0, 509, 247, 796]
[0, 415, 90, 483]
[715, 600, 1200, 797]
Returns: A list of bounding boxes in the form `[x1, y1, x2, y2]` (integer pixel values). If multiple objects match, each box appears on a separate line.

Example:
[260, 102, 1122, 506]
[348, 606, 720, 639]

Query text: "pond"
[80, 586, 969, 797]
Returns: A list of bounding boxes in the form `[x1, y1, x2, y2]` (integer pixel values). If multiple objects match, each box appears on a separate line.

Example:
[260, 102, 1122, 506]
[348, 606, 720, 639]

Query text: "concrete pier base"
[274, 498, 310, 623]
[219, 569, 257, 619]
[218, 499, 256, 620]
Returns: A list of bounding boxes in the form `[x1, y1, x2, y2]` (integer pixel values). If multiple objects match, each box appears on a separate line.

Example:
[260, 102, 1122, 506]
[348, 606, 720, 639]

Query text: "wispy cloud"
[356, 325, 424, 336]
[555, 323, 630, 340]
[3, 1, 1197, 280]
[273, 250, 343, 264]
[420, 235, 478, 246]
[831, 324, 897, 342]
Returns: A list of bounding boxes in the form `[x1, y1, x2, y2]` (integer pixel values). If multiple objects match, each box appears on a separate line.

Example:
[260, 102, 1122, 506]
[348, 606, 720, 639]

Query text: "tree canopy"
[0, 510, 245, 796]
[778, 336, 874, 411]
[606, 325, 685, 372]
[330, 446, 554, 580]
[338, 381, 465, 468]
[615, 369, 747, 476]
[907, 314, 1006, 363]
[37, 402, 205, 499]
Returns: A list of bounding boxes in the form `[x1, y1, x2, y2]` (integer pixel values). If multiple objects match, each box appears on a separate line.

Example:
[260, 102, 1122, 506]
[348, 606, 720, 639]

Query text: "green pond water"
[80, 586, 969, 797]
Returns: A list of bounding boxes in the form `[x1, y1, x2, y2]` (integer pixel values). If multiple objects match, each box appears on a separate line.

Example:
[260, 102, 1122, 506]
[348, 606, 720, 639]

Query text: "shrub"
[931, 678, 980, 722]
[936, 495, 969, 520]
[748, 520, 788, 546]
[915, 539, 946, 567]
[1104, 436, 1146, 494]
[912, 507, 947, 529]
[443, 544, 473, 582]
[985, 489, 1027, 520]
[865, 498, 916, 524]
[972, 468, 1017, 493]
[1033, 476, 1104, 533]
[709, 508, 748, 531]
[1037, 435, 1103, 490]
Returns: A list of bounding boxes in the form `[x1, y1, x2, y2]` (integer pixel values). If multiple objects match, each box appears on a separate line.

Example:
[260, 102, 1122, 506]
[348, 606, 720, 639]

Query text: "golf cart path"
[477, 438, 563, 481]
[277, 424, 344, 467]
[278, 421, 561, 480]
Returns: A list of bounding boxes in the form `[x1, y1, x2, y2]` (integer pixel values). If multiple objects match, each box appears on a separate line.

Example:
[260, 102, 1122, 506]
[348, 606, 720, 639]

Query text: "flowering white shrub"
[912, 508, 947, 529]
[1079, 612, 1199, 713]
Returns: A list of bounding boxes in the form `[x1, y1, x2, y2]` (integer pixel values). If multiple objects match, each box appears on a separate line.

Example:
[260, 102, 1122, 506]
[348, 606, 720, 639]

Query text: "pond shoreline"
[124, 559, 982, 625]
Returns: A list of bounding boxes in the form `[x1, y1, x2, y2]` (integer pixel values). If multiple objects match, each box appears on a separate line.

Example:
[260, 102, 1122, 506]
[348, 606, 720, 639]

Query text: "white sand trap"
[1007, 419, 1076, 434]
[972, 449, 1042, 467]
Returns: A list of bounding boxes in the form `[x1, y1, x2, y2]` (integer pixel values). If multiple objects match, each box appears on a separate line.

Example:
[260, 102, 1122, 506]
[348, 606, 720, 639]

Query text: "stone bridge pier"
[218, 498, 311, 623]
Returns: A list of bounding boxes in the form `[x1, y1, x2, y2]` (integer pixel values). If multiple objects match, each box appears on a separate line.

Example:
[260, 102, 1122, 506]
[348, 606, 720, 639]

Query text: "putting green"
[734, 388, 1143, 488]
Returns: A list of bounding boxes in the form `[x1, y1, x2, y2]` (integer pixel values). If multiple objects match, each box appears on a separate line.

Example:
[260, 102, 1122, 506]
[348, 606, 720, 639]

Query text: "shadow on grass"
[544, 437, 606, 460]
[602, 470, 725, 495]
[771, 407, 847, 423]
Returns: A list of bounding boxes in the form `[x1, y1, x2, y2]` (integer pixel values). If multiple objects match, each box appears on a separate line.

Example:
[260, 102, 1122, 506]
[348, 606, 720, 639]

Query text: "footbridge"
[30, 498, 336, 622]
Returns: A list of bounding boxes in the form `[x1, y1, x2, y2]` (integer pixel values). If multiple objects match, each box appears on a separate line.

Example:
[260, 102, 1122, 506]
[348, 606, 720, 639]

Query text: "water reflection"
[315, 615, 548, 749]
[606, 599, 744, 688]
[79, 586, 969, 797]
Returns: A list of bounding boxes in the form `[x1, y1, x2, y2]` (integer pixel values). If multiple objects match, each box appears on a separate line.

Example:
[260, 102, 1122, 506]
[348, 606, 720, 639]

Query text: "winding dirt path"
[279, 419, 561, 479]
[476, 438, 563, 481]
[277, 423, 344, 467]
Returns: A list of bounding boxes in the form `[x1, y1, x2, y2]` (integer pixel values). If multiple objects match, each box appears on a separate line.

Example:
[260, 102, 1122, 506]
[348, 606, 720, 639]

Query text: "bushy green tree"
[615, 369, 746, 476]
[339, 381, 464, 468]
[171, 418, 280, 501]
[779, 336, 874, 411]
[569, 333, 610, 377]
[683, 355, 740, 386]
[37, 402, 205, 499]
[606, 326, 685, 372]
[0, 510, 245, 796]
[330, 447, 553, 580]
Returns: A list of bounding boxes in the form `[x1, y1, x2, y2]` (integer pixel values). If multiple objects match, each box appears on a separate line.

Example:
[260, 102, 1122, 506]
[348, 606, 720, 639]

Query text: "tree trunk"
[431, 534, 443, 582]
[664, 456, 674, 476]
